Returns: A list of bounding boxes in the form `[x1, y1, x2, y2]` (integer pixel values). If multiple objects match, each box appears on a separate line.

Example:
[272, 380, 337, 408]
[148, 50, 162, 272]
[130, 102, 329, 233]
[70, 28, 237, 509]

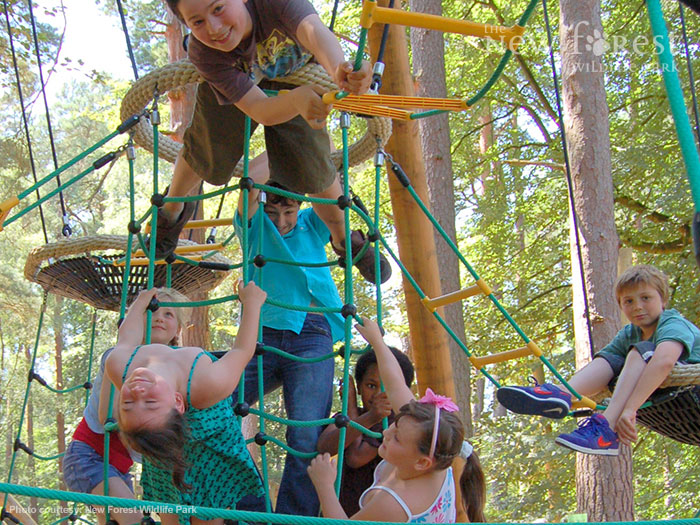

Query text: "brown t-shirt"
[188, 0, 316, 104]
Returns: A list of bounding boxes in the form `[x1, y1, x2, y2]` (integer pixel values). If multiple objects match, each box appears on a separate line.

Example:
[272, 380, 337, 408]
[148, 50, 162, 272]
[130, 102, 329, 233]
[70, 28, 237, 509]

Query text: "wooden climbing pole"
[367, 2, 455, 401]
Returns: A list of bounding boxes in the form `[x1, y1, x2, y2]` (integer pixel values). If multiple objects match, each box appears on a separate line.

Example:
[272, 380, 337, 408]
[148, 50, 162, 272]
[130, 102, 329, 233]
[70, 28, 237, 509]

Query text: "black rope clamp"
[334, 414, 350, 428]
[150, 193, 165, 208]
[14, 439, 33, 456]
[254, 432, 268, 446]
[117, 114, 141, 134]
[1, 508, 20, 524]
[234, 402, 250, 417]
[341, 304, 357, 318]
[239, 177, 255, 192]
[254, 342, 266, 356]
[147, 297, 159, 312]
[337, 195, 351, 210]
[28, 369, 47, 387]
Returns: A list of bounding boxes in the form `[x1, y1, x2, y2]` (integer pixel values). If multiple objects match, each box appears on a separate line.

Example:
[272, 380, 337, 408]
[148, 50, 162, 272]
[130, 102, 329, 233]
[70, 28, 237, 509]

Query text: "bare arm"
[236, 152, 270, 220]
[235, 84, 329, 128]
[202, 281, 266, 406]
[295, 14, 372, 94]
[307, 454, 349, 519]
[98, 375, 119, 426]
[624, 341, 683, 411]
[316, 411, 381, 456]
[615, 341, 683, 444]
[105, 288, 158, 387]
[355, 318, 414, 412]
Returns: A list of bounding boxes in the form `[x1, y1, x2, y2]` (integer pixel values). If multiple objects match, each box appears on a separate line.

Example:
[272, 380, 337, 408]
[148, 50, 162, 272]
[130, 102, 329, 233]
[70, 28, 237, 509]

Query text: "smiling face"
[119, 367, 185, 431]
[619, 283, 665, 339]
[358, 363, 382, 409]
[178, 0, 252, 53]
[264, 201, 300, 236]
[148, 307, 180, 345]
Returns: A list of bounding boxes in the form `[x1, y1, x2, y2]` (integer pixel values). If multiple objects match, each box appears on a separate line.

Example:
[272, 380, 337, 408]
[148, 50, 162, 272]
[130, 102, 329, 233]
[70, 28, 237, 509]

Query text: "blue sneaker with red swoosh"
[555, 414, 619, 456]
[496, 380, 572, 419]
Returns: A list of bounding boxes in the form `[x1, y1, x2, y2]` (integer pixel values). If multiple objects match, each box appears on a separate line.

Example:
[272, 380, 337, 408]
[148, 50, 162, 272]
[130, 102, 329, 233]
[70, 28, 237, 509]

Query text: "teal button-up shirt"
[235, 207, 344, 342]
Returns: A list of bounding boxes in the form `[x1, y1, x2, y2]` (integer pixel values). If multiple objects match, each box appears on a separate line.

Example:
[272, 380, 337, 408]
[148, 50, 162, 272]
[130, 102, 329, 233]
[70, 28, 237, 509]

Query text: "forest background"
[0, 0, 699, 523]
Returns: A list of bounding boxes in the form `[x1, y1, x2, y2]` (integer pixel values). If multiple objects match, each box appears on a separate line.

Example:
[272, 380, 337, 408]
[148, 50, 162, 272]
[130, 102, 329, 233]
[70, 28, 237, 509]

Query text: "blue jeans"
[62, 440, 134, 494]
[234, 314, 335, 516]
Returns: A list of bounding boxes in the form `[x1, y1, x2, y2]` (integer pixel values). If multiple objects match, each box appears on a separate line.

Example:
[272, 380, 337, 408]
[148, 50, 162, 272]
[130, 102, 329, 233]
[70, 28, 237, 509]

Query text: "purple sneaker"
[496, 380, 572, 419]
[555, 414, 619, 456]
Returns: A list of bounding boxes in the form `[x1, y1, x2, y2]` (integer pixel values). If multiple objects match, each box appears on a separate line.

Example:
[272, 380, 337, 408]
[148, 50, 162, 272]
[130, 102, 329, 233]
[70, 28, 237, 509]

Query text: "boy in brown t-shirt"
[155, 0, 390, 284]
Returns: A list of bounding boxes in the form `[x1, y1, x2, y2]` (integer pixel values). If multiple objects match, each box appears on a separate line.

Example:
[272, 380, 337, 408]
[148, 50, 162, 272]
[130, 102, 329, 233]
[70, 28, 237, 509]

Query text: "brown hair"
[120, 409, 191, 492]
[264, 182, 302, 207]
[396, 401, 486, 522]
[165, 0, 185, 24]
[615, 265, 669, 305]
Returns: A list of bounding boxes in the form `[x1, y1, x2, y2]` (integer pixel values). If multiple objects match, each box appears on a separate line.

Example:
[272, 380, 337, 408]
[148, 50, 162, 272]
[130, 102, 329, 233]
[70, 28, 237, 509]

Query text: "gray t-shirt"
[188, 0, 316, 104]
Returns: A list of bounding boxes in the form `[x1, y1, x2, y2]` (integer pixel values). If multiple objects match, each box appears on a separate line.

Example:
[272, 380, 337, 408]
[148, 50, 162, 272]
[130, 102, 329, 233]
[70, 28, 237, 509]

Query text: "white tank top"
[358, 460, 456, 523]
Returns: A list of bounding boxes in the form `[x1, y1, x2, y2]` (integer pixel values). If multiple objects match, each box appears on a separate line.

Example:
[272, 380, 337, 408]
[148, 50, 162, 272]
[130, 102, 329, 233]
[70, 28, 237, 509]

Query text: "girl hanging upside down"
[105, 280, 267, 525]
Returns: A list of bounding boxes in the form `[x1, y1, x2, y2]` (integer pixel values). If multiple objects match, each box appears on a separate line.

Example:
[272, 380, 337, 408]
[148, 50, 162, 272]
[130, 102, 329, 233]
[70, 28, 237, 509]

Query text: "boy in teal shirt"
[232, 156, 353, 516]
[497, 265, 700, 455]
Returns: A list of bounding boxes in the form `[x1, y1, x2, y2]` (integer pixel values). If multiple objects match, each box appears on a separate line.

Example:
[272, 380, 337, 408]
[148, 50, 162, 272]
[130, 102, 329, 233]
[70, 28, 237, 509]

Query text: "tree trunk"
[52, 297, 68, 516]
[367, 0, 455, 401]
[164, 5, 210, 349]
[560, 0, 633, 519]
[409, 0, 472, 435]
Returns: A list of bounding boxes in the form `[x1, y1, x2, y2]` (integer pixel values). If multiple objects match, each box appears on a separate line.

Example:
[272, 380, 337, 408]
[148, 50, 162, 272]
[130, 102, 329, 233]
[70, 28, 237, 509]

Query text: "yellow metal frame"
[114, 255, 205, 267]
[144, 217, 233, 234]
[359, 0, 526, 52]
[421, 278, 492, 312]
[182, 218, 233, 229]
[0, 196, 20, 232]
[572, 396, 597, 410]
[132, 243, 224, 258]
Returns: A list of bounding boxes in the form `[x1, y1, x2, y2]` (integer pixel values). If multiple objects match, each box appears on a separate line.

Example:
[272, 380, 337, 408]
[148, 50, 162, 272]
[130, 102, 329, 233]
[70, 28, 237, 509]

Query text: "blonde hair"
[615, 265, 669, 305]
[153, 288, 191, 345]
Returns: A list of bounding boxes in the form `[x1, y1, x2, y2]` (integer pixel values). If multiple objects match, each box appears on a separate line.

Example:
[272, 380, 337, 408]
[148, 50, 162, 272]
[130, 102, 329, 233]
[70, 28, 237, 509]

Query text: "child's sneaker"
[496, 380, 572, 419]
[331, 230, 392, 284]
[554, 414, 619, 456]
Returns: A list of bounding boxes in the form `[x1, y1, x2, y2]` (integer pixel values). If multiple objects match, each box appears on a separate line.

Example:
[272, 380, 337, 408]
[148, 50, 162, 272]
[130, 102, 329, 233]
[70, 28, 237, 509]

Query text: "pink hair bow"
[419, 388, 459, 412]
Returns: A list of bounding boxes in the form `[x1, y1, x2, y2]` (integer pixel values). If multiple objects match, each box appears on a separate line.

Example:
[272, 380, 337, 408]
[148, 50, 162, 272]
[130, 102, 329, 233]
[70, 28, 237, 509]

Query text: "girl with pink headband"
[308, 318, 486, 523]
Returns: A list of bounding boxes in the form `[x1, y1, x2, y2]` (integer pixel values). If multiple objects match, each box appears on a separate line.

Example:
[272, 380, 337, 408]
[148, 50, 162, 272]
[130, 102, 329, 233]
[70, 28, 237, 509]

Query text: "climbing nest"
[24, 235, 232, 311]
[636, 385, 700, 446]
[592, 365, 700, 446]
[120, 60, 392, 171]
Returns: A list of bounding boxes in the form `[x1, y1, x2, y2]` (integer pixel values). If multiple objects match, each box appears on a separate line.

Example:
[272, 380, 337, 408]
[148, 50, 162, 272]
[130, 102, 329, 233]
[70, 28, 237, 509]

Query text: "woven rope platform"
[637, 385, 700, 446]
[24, 235, 231, 311]
[120, 60, 392, 171]
[590, 363, 700, 446]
